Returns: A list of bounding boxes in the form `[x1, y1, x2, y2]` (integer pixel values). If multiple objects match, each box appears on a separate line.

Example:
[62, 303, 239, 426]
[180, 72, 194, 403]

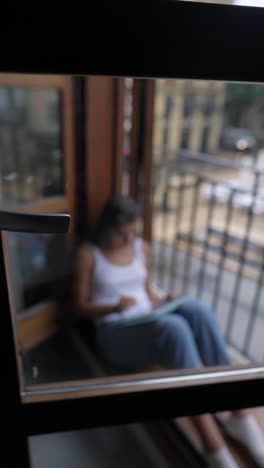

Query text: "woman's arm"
[142, 241, 166, 304]
[74, 244, 118, 319]
[74, 244, 135, 318]
[143, 241, 182, 303]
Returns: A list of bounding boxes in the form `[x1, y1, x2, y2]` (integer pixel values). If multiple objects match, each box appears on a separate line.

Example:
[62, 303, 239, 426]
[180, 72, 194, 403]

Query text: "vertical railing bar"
[181, 176, 200, 295]
[225, 171, 260, 340]
[150, 179, 160, 286]
[211, 189, 235, 313]
[196, 181, 217, 299]
[168, 176, 186, 293]
[157, 184, 171, 286]
[160, 180, 177, 291]
[242, 246, 264, 356]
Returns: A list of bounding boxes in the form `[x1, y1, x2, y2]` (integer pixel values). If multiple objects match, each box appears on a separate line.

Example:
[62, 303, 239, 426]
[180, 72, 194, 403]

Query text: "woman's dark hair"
[94, 195, 141, 246]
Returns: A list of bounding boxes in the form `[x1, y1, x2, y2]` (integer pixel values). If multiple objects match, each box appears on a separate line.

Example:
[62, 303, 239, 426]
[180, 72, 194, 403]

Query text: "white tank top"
[90, 238, 153, 325]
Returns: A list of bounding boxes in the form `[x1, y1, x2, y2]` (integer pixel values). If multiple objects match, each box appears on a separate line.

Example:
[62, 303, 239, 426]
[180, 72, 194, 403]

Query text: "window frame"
[0, 74, 75, 216]
[1, 2, 264, 462]
[0, 74, 76, 361]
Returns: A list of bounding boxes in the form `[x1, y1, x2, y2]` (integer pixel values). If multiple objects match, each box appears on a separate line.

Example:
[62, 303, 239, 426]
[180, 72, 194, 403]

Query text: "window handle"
[0, 210, 70, 233]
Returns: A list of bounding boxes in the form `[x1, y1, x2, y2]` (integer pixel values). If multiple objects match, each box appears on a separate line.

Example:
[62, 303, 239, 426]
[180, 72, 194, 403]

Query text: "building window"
[183, 95, 196, 117]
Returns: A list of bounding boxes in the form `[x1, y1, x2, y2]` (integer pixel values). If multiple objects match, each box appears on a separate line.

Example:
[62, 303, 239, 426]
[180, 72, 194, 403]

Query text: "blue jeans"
[96, 298, 231, 371]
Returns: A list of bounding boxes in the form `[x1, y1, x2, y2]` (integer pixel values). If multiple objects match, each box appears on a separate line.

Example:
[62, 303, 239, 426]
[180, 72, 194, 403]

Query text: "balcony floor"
[151, 240, 264, 362]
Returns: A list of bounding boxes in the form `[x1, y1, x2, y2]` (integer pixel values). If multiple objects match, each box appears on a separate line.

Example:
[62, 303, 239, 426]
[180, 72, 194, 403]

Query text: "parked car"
[220, 128, 256, 152]
[201, 180, 264, 214]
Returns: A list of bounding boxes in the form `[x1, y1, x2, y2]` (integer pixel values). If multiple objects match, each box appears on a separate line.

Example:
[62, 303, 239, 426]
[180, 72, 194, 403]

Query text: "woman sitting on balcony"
[75, 194, 264, 468]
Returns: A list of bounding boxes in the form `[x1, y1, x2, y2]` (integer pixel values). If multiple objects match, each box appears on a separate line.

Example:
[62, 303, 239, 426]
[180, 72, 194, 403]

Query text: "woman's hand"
[117, 296, 137, 312]
[166, 291, 182, 302]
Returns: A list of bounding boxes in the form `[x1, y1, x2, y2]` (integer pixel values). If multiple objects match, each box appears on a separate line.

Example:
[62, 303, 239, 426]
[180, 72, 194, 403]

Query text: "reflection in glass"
[4, 231, 75, 386]
[0, 87, 64, 205]
[6, 232, 69, 312]
[28, 410, 264, 468]
[30, 425, 169, 468]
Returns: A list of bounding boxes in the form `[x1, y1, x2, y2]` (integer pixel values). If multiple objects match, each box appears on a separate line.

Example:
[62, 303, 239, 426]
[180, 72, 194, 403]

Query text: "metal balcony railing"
[151, 171, 264, 362]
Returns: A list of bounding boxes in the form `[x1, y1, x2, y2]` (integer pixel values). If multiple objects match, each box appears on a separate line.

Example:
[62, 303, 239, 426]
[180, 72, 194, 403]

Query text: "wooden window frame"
[0, 74, 76, 354]
[0, 74, 76, 218]
[129, 79, 155, 241]
[85, 76, 126, 232]
[1, 2, 264, 466]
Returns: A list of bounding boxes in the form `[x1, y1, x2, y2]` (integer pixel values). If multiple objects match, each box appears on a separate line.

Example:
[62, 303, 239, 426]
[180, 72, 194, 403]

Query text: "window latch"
[0, 210, 70, 233]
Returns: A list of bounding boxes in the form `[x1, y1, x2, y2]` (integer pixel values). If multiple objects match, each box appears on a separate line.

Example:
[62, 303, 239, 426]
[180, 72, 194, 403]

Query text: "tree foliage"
[225, 83, 264, 126]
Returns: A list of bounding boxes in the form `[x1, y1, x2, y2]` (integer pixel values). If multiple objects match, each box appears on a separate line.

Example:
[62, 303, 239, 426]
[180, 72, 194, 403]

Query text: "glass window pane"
[29, 424, 170, 468]
[0, 87, 64, 206]
[1, 75, 264, 410]
[29, 410, 264, 468]
[6, 232, 69, 312]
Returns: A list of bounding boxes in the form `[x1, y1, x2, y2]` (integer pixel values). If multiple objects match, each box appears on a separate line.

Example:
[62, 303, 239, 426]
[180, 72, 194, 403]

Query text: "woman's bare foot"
[192, 414, 238, 467]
